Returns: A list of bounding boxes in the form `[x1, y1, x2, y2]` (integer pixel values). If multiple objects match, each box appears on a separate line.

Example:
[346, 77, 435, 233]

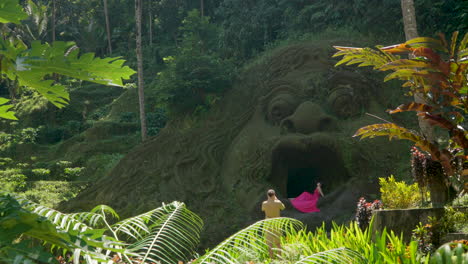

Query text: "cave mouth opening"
[287, 167, 319, 198]
[270, 139, 350, 198]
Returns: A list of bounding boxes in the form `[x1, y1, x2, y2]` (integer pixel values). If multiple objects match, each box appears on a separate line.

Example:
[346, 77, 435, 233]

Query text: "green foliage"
[0, 127, 40, 154]
[452, 194, 468, 207]
[64, 167, 84, 180]
[412, 222, 435, 254]
[0, 0, 136, 120]
[276, 220, 421, 264]
[157, 54, 234, 114]
[379, 175, 427, 209]
[27, 198, 203, 264]
[0, 193, 128, 263]
[440, 206, 468, 233]
[334, 32, 468, 194]
[31, 168, 50, 179]
[429, 243, 468, 264]
[155, 10, 235, 115]
[0, 0, 27, 24]
[21, 181, 85, 208]
[0, 169, 26, 192]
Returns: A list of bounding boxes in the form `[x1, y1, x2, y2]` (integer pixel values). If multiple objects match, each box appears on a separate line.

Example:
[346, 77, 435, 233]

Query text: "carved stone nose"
[280, 101, 335, 134]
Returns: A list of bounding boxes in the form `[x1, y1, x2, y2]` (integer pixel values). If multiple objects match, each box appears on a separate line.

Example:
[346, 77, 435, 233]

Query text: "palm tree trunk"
[135, 0, 147, 141]
[103, 0, 112, 54]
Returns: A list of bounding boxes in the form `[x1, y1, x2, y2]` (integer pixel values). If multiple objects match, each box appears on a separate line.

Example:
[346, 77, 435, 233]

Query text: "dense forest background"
[0, 0, 467, 208]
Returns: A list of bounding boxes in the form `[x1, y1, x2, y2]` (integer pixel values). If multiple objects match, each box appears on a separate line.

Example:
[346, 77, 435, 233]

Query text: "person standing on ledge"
[261, 189, 285, 259]
[262, 189, 285, 218]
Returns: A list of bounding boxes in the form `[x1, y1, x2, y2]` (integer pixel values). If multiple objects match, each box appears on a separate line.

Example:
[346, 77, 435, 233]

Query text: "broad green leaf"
[0, 97, 17, 120]
[459, 32, 468, 50]
[379, 59, 438, 71]
[0, 0, 28, 24]
[450, 31, 459, 57]
[15, 70, 69, 108]
[405, 37, 448, 52]
[22, 41, 136, 87]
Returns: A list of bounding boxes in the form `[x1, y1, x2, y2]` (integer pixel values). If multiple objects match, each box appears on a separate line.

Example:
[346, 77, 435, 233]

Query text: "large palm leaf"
[14, 195, 203, 264]
[194, 217, 303, 263]
[293, 247, 367, 264]
[113, 201, 203, 264]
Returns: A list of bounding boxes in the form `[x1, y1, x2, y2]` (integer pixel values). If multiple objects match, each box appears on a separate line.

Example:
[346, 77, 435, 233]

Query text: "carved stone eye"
[327, 84, 363, 118]
[267, 94, 297, 123]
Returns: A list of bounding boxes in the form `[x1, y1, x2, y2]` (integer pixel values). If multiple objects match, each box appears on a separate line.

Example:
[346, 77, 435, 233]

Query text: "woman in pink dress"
[290, 182, 325, 213]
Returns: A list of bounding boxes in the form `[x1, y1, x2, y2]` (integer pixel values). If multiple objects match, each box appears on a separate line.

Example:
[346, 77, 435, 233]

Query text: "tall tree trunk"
[401, 0, 434, 143]
[200, 0, 204, 17]
[149, 8, 152, 45]
[401, 0, 445, 205]
[401, 0, 418, 40]
[135, 0, 147, 141]
[52, 0, 56, 42]
[103, 0, 112, 54]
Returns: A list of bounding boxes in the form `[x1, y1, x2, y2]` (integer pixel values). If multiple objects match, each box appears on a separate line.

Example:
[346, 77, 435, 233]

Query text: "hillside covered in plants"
[0, 0, 467, 263]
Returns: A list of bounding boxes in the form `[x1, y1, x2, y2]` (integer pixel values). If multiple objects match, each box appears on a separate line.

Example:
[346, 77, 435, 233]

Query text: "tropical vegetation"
[333, 32, 468, 204]
[3, 193, 468, 263]
[1, 0, 468, 262]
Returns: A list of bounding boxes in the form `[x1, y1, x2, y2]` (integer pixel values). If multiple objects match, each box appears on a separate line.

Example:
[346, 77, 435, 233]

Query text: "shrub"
[412, 222, 435, 254]
[355, 197, 382, 230]
[452, 194, 468, 207]
[64, 167, 84, 180]
[119, 112, 137, 123]
[31, 168, 51, 180]
[21, 181, 86, 208]
[379, 175, 427, 209]
[0, 169, 27, 192]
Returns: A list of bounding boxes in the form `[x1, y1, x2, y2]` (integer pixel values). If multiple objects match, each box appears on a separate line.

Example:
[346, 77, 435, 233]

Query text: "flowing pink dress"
[291, 189, 320, 213]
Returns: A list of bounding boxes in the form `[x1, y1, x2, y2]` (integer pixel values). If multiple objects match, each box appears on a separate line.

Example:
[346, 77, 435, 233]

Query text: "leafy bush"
[0, 169, 27, 192]
[63, 167, 84, 180]
[429, 243, 468, 264]
[31, 168, 50, 180]
[356, 197, 382, 230]
[36, 125, 65, 144]
[0, 158, 13, 169]
[379, 175, 426, 209]
[157, 54, 234, 115]
[21, 181, 85, 208]
[412, 222, 435, 254]
[119, 111, 137, 123]
[154, 9, 235, 115]
[452, 194, 468, 207]
[0, 127, 40, 153]
[441, 206, 468, 233]
[146, 109, 167, 136]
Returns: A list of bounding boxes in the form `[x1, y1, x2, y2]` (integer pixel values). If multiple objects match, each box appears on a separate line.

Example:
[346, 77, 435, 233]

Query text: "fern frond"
[293, 247, 367, 264]
[333, 47, 393, 69]
[195, 217, 303, 264]
[119, 201, 203, 264]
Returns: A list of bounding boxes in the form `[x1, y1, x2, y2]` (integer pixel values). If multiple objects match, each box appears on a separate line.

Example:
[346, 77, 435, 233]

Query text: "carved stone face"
[220, 45, 371, 215]
[64, 42, 409, 246]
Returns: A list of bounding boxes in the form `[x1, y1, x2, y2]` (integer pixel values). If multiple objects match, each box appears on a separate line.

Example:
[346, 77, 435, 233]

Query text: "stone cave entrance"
[287, 167, 318, 198]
